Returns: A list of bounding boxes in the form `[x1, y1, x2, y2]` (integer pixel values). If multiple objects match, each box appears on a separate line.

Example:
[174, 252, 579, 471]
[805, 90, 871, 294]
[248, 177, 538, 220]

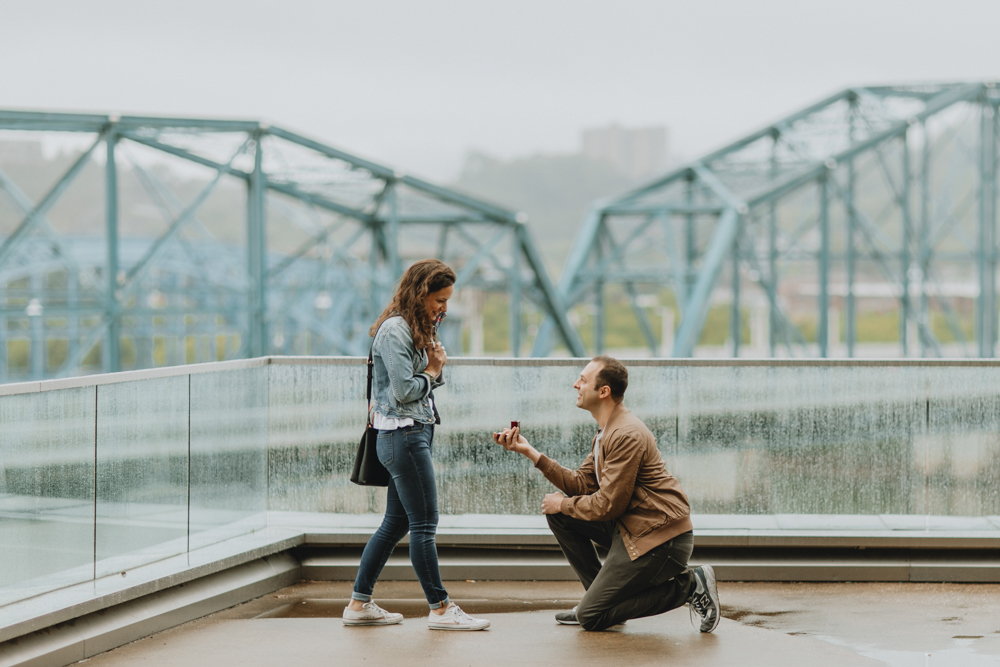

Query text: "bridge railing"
[2, 357, 1000, 606]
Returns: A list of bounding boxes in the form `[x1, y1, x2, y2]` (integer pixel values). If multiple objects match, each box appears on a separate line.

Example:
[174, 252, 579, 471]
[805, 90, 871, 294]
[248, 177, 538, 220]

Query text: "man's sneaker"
[342, 601, 403, 626]
[555, 606, 579, 625]
[688, 565, 721, 633]
[428, 603, 490, 631]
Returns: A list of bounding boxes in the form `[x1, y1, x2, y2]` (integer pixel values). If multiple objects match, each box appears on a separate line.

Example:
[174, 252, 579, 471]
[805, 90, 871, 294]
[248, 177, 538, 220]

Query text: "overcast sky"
[3, 0, 999, 180]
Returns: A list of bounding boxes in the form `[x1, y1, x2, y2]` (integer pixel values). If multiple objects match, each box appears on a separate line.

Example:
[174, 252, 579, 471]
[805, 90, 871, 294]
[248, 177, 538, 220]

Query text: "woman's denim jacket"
[370, 315, 444, 424]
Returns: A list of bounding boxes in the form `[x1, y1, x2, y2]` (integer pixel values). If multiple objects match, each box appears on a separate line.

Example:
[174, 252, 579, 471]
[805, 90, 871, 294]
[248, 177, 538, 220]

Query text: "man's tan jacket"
[535, 401, 693, 561]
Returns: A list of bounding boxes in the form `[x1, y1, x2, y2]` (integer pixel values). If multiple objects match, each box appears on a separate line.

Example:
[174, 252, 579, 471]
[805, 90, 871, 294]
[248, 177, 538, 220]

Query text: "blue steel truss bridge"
[0, 111, 585, 380]
[535, 82, 1000, 360]
[5, 83, 1000, 380]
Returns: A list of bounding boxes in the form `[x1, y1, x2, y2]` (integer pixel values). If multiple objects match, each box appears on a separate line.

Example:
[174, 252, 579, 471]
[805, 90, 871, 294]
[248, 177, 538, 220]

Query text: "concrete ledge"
[705, 562, 1000, 583]
[0, 530, 303, 644]
[296, 542, 1000, 585]
[301, 531, 558, 548]
[273, 512, 1000, 551]
[0, 554, 299, 667]
[299, 529, 1000, 550]
[697, 547, 1000, 582]
[299, 548, 577, 582]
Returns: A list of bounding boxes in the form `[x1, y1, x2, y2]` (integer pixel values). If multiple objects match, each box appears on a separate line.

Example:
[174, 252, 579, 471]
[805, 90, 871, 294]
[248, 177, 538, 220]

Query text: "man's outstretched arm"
[492, 427, 598, 500]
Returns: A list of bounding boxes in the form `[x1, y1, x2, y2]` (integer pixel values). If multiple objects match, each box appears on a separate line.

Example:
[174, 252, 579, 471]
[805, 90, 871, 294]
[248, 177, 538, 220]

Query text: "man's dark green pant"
[547, 513, 695, 631]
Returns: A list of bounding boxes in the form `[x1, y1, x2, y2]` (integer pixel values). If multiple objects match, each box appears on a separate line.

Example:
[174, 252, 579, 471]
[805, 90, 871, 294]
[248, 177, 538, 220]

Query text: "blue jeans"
[352, 423, 449, 608]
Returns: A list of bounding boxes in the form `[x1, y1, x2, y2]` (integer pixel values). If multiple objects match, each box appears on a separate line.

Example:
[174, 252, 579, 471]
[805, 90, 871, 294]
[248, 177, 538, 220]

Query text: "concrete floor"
[76, 581, 1000, 667]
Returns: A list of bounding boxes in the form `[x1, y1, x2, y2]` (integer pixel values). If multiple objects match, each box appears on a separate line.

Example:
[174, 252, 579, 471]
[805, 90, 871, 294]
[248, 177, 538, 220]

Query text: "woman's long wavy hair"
[370, 259, 456, 350]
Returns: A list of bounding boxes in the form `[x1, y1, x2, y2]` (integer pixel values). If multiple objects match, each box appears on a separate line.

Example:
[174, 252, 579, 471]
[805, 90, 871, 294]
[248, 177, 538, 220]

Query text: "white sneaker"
[342, 601, 404, 626]
[427, 603, 490, 631]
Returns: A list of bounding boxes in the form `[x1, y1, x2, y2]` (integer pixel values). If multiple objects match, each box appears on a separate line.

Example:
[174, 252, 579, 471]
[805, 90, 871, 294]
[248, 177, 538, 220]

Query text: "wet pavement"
[74, 581, 1000, 666]
[722, 581, 1000, 666]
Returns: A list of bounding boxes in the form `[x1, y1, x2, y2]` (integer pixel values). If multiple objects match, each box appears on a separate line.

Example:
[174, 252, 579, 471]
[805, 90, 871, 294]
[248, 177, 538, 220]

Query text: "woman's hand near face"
[425, 341, 447, 377]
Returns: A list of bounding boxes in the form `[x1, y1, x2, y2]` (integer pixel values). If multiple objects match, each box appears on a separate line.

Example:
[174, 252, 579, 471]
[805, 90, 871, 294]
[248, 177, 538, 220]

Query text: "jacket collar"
[600, 400, 629, 434]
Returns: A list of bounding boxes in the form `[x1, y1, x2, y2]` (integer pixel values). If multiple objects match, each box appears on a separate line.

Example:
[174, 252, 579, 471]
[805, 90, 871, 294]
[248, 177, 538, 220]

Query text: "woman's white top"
[372, 411, 414, 430]
[593, 429, 604, 486]
[372, 396, 434, 431]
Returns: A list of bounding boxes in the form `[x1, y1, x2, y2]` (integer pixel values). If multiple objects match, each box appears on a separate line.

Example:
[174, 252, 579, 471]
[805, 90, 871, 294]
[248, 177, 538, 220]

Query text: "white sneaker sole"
[428, 621, 491, 631]
[343, 617, 403, 626]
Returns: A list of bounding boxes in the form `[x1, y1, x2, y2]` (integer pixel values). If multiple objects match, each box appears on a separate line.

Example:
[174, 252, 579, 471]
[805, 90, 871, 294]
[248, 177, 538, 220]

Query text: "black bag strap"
[366, 319, 387, 426]
[366, 344, 375, 426]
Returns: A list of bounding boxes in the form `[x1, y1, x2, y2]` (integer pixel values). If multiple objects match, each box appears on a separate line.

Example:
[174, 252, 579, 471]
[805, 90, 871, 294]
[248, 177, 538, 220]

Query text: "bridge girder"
[535, 82, 1000, 358]
[0, 111, 585, 381]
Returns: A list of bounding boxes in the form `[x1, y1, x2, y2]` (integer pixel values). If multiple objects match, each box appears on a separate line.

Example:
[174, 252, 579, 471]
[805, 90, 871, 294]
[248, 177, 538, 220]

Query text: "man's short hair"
[592, 355, 628, 402]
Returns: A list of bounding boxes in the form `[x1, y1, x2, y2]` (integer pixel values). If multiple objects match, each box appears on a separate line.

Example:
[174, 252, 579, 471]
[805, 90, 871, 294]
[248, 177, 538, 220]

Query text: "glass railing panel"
[189, 367, 268, 549]
[267, 360, 601, 516]
[434, 362, 594, 515]
[0, 387, 96, 606]
[6, 357, 1000, 616]
[250, 360, 1000, 521]
[676, 365, 928, 515]
[95, 376, 189, 577]
[262, 360, 960, 519]
[924, 366, 1000, 523]
[267, 362, 375, 514]
[625, 362, 681, 466]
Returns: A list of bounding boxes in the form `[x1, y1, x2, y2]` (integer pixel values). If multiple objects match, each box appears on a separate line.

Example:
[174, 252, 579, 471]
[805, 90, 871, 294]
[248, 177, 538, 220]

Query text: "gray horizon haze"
[3, 0, 999, 182]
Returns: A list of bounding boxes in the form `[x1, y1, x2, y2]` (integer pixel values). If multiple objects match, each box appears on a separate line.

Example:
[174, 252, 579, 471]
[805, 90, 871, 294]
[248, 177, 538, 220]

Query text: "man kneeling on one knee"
[492, 355, 720, 633]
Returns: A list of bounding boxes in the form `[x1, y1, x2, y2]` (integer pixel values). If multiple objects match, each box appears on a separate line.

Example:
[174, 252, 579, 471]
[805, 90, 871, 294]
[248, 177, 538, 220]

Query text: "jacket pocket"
[622, 487, 668, 539]
[627, 485, 649, 509]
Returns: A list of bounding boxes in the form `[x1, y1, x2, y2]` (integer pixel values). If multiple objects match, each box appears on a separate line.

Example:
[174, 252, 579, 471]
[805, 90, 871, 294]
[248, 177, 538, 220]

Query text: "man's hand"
[492, 426, 542, 464]
[492, 426, 527, 453]
[541, 492, 564, 515]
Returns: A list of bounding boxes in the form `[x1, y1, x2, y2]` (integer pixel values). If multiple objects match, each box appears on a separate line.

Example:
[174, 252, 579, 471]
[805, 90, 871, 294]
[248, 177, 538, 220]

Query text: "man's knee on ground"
[579, 619, 603, 632]
[574, 600, 605, 632]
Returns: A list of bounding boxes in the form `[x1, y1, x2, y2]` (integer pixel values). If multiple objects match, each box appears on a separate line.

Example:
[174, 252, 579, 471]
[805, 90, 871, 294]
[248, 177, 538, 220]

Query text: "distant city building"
[581, 124, 667, 181]
[0, 140, 43, 164]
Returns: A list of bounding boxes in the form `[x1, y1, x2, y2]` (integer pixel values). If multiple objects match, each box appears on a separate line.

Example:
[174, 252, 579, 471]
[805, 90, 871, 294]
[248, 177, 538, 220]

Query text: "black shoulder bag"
[350, 335, 391, 487]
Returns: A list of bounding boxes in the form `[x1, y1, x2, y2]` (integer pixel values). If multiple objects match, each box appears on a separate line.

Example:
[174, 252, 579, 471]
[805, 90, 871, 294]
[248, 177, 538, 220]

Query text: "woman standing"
[343, 259, 490, 631]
